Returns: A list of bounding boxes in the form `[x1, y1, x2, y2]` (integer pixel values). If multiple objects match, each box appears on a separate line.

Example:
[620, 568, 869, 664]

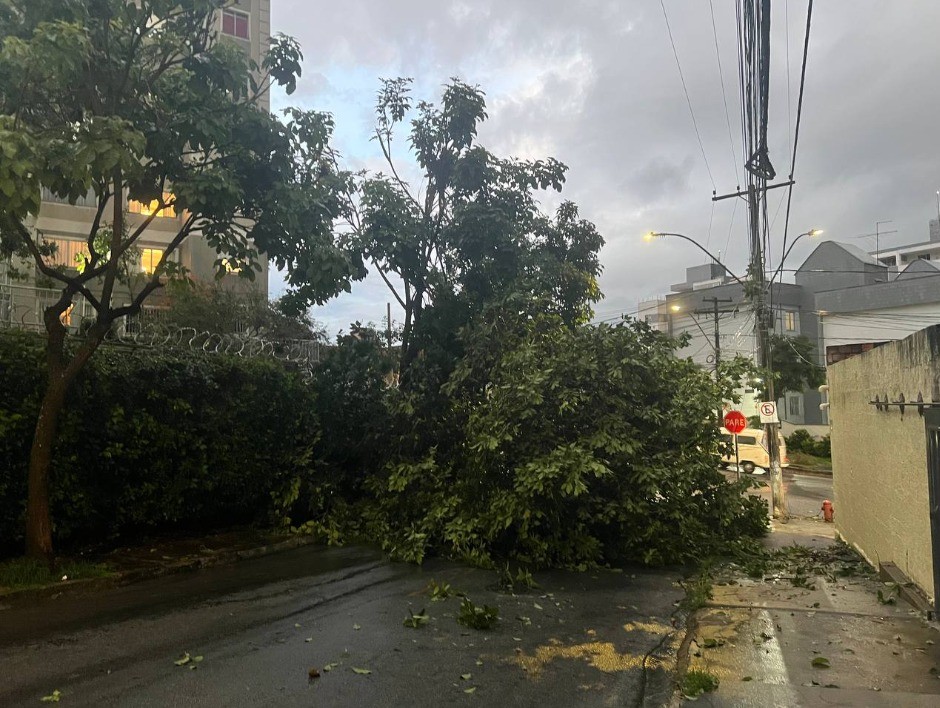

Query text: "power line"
[660, 0, 717, 191]
[779, 0, 814, 280]
[709, 0, 740, 187]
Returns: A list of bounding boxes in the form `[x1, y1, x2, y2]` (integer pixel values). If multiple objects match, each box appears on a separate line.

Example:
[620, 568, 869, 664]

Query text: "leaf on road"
[295, 623, 301, 628]
[811, 657, 831, 669]
[308, 667, 321, 680]
[516, 615, 531, 626]
[460, 673, 472, 680]
[194, 656, 204, 663]
[533, 603, 543, 611]
[353, 624, 361, 631]
[323, 663, 339, 673]
[174, 653, 192, 667]
[475, 660, 484, 666]
[352, 667, 372, 675]
[305, 637, 313, 643]
[403, 608, 430, 628]
[40, 690, 61, 703]
[464, 687, 477, 694]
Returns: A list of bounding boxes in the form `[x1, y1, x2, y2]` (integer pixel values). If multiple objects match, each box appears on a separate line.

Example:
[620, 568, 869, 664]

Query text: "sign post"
[723, 411, 747, 481]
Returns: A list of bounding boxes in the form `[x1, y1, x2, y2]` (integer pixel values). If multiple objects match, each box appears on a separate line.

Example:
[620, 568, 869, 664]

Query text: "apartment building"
[0, 1, 272, 333]
[641, 220, 940, 429]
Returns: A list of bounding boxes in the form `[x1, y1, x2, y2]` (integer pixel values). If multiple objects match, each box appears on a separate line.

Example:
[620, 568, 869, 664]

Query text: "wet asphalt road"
[0, 545, 684, 707]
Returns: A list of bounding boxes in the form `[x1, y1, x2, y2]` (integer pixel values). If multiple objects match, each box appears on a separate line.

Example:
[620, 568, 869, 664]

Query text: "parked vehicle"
[719, 427, 789, 474]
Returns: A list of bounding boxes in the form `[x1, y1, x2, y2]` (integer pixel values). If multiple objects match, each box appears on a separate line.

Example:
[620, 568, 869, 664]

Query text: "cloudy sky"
[267, 0, 940, 336]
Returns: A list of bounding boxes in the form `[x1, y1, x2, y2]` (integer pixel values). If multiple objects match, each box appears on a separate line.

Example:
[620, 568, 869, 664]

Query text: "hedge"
[0, 331, 318, 557]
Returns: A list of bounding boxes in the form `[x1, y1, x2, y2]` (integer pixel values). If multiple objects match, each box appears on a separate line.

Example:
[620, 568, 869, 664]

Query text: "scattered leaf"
[353, 624, 361, 631]
[741, 676, 753, 682]
[475, 660, 484, 667]
[308, 667, 321, 680]
[464, 687, 477, 694]
[295, 623, 301, 628]
[174, 653, 192, 667]
[305, 637, 313, 643]
[352, 667, 372, 675]
[460, 673, 472, 681]
[193, 656, 204, 663]
[403, 608, 430, 629]
[40, 690, 61, 703]
[323, 663, 338, 673]
[811, 657, 831, 669]
[533, 603, 543, 611]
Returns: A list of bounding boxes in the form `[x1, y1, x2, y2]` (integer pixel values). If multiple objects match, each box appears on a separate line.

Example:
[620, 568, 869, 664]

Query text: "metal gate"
[924, 409, 940, 608]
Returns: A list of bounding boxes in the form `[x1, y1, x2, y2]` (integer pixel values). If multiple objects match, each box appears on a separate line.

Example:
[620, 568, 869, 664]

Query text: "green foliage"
[353, 302, 767, 570]
[785, 430, 831, 459]
[402, 608, 430, 628]
[426, 579, 454, 601]
[768, 335, 826, 395]
[497, 565, 539, 593]
[160, 282, 327, 342]
[456, 598, 499, 630]
[358, 78, 603, 372]
[681, 670, 720, 698]
[0, 331, 318, 555]
[0, 556, 112, 591]
[680, 571, 714, 612]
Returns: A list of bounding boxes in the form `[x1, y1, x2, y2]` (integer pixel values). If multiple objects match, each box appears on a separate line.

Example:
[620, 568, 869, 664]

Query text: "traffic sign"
[759, 401, 779, 424]
[723, 410, 747, 434]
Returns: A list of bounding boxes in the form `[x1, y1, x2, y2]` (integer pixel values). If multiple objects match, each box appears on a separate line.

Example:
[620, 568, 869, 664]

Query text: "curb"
[786, 465, 832, 478]
[0, 533, 321, 605]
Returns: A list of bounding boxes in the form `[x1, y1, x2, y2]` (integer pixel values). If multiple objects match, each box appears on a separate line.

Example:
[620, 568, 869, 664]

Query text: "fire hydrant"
[822, 500, 834, 523]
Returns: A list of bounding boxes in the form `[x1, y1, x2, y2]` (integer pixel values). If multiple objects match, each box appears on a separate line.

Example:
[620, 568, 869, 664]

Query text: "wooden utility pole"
[696, 296, 734, 423]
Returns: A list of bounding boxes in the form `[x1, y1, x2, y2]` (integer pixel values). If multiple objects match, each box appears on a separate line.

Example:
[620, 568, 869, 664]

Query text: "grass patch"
[788, 451, 831, 470]
[682, 669, 720, 698]
[0, 557, 113, 592]
[680, 570, 713, 611]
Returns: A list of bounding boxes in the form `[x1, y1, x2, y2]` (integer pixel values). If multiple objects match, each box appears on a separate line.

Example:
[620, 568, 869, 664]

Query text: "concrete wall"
[828, 326, 938, 599]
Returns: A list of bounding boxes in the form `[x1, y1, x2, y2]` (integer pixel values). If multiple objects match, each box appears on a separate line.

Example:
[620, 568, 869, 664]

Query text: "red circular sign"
[723, 410, 747, 434]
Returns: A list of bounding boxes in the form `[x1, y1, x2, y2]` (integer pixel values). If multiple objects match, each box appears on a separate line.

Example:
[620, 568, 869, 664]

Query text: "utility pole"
[696, 296, 734, 423]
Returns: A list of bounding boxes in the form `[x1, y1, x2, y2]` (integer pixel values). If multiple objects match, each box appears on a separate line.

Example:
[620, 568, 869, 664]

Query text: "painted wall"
[822, 302, 940, 350]
[828, 327, 938, 600]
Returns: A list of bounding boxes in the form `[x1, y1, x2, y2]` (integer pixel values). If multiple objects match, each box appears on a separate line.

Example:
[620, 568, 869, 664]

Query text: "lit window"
[784, 311, 796, 332]
[41, 237, 89, 269]
[140, 248, 164, 275]
[222, 8, 249, 39]
[128, 192, 176, 218]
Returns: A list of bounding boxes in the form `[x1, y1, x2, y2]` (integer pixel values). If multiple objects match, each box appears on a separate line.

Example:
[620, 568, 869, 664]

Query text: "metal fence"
[0, 278, 323, 378]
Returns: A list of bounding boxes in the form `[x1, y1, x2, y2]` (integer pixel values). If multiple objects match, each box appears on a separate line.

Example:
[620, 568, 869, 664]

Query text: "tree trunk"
[25, 367, 68, 560]
[25, 320, 104, 560]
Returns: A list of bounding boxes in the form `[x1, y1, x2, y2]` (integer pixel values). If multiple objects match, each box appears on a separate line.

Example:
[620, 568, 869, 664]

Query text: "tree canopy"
[355, 78, 604, 372]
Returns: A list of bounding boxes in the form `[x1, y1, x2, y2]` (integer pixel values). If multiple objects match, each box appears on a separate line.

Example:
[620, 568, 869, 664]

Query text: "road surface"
[1, 545, 683, 707]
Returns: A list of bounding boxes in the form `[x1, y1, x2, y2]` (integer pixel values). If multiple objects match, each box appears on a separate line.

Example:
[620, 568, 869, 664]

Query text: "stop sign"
[723, 410, 747, 434]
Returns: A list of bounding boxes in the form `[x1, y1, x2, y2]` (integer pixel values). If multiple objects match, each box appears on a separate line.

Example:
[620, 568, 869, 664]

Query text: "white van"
[720, 427, 789, 474]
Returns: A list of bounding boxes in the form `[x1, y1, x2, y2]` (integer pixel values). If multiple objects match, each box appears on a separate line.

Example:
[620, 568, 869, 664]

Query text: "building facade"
[641, 224, 940, 428]
[0, 1, 272, 333]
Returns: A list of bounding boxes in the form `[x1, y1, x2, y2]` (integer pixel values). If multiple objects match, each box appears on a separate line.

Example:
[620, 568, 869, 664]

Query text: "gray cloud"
[269, 0, 940, 332]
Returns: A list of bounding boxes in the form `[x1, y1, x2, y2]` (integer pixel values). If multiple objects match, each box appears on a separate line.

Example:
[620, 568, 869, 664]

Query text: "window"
[222, 8, 249, 39]
[140, 248, 164, 275]
[784, 311, 796, 332]
[919, 254, 932, 261]
[737, 436, 758, 446]
[41, 237, 89, 269]
[788, 395, 802, 417]
[128, 192, 176, 218]
[41, 187, 97, 208]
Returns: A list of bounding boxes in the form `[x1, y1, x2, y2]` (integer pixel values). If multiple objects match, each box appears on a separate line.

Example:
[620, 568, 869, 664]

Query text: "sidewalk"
[682, 519, 940, 706]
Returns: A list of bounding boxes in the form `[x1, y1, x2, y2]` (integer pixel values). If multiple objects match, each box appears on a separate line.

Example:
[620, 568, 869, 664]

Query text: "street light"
[769, 228, 824, 286]
[643, 232, 747, 287]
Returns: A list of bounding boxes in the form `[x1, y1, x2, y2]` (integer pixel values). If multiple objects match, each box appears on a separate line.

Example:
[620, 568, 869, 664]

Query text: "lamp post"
[646, 227, 822, 519]
[769, 229, 823, 286]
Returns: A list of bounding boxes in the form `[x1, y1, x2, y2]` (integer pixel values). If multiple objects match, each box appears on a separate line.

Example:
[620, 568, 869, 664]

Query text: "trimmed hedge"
[0, 331, 318, 557]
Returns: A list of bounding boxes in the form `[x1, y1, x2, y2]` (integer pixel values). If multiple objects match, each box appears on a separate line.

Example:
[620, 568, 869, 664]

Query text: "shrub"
[0, 331, 318, 556]
[786, 429, 813, 453]
[355, 304, 768, 569]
